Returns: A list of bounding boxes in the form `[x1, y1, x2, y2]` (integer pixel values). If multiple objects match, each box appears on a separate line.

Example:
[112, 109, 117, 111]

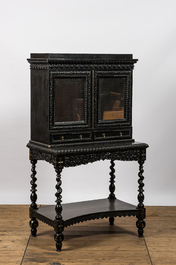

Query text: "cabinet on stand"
[27, 53, 148, 251]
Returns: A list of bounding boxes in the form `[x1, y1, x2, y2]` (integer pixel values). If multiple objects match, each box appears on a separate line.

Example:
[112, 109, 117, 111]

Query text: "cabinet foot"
[54, 232, 64, 251]
[109, 216, 114, 225]
[29, 217, 39, 237]
[136, 219, 146, 237]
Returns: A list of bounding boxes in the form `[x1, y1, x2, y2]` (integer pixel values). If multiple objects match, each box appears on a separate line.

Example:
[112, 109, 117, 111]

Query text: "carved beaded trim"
[29, 63, 135, 70]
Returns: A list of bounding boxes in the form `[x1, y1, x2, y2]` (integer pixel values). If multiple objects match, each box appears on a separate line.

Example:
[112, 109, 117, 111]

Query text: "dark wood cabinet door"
[94, 70, 132, 129]
[49, 70, 92, 130]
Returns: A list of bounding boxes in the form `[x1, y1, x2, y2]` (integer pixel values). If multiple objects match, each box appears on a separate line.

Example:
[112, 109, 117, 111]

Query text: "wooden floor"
[1, 205, 176, 265]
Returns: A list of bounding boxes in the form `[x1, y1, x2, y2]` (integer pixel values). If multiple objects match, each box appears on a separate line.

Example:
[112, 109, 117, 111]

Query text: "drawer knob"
[61, 136, 64, 141]
[102, 133, 106, 138]
[80, 135, 83, 140]
[120, 132, 123, 137]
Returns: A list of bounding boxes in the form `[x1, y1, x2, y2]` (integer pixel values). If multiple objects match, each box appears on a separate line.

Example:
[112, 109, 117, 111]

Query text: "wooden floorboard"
[144, 206, 176, 265]
[0, 205, 30, 265]
[1, 205, 176, 264]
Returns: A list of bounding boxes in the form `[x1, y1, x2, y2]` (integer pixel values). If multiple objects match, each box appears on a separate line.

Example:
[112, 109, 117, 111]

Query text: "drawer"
[94, 129, 132, 141]
[50, 131, 92, 144]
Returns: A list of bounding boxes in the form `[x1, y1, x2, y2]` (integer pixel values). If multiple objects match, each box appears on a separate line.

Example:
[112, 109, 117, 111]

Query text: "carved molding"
[30, 148, 142, 167]
[30, 149, 55, 164]
[29, 63, 135, 71]
[64, 149, 141, 167]
[28, 142, 147, 167]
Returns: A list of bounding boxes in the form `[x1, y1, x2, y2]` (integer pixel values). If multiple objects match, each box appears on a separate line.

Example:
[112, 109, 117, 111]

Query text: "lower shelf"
[31, 198, 139, 228]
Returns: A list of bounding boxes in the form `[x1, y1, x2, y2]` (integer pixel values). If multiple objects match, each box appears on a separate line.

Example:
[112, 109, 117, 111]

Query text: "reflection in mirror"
[54, 77, 84, 122]
[99, 77, 125, 121]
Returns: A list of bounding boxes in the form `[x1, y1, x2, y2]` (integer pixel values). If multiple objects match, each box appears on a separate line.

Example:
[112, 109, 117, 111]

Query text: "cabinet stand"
[27, 140, 148, 251]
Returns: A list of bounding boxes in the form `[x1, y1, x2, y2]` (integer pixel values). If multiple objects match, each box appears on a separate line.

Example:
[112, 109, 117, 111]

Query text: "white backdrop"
[0, 0, 176, 205]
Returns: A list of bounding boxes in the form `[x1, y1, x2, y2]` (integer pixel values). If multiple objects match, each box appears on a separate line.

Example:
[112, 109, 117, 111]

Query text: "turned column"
[29, 158, 39, 236]
[108, 159, 116, 225]
[54, 158, 64, 252]
[136, 158, 146, 237]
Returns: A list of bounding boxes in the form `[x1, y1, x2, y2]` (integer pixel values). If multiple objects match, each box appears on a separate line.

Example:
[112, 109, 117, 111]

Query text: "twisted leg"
[54, 158, 64, 251]
[108, 160, 116, 225]
[29, 159, 38, 237]
[109, 160, 116, 199]
[136, 160, 146, 237]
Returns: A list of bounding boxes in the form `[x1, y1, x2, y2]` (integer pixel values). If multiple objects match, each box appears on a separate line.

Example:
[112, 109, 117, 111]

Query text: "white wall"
[0, 0, 176, 205]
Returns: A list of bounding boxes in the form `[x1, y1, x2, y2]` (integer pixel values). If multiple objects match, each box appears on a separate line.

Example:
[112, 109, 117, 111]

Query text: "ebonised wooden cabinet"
[28, 53, 137, 145]
[27, 54, 148, 252]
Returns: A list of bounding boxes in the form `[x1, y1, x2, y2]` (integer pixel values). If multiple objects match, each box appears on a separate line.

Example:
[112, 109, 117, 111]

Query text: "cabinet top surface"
[28, 53, 137, 62]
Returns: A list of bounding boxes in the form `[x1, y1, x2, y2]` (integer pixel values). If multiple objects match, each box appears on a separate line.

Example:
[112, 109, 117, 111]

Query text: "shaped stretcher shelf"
[31, 198, 139, 228]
